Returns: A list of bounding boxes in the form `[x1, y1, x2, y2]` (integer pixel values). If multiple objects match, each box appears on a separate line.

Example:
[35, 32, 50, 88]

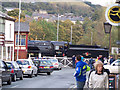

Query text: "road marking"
[68, 85, 76, 90]
[11, 85, 19, 88]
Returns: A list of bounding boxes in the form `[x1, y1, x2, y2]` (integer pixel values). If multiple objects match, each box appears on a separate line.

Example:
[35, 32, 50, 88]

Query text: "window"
[8, 46, 10, 60]
[3, 46, 6, 60]
[114, 61, 120, 66]
[0, 18, 5, 33]
[10, 24, 11, 39]
[0, 46, 2, 59]
[16, 34, 26, 46]
[21, 35, 26, 45]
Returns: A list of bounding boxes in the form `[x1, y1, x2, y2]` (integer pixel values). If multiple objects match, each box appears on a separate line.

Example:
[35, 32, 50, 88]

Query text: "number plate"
[44, 67, 49, 68]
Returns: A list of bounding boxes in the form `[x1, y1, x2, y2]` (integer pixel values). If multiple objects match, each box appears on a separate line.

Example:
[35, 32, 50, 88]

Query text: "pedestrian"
[98, 55, 104, 63]
[74, 55, 90, 90]
[109, 55, 115, 64]
[81, 55, 84, 61]
[89, 57, 94, 69]
[88, 60, 109, 89]
[85, 60, 89, 65]
[72, 55, 76, 68]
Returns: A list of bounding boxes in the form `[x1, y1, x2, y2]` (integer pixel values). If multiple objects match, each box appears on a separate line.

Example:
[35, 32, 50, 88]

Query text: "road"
[2, 68, 76, 89]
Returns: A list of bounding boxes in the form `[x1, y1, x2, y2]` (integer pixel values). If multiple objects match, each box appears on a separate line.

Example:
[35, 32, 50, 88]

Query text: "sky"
[3, 0, 117, 7]
[84, 0, 116, 6]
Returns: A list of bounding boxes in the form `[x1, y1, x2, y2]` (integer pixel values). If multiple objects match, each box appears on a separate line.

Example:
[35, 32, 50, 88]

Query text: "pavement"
[2, 67, 76, 89]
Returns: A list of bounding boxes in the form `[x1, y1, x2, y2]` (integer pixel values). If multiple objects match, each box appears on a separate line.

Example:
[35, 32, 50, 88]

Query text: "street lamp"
[104, 22, 112, 54]
[116, 0, 120, 4]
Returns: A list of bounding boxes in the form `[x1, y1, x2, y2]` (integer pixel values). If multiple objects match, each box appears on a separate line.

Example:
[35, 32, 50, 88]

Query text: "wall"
[5, 20, 14, 41]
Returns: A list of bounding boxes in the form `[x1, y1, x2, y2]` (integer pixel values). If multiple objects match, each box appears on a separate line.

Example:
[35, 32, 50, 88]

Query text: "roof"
[15, 22, 30, 32]
[0, 11, 15, 21]
[32, 13, 84, 21]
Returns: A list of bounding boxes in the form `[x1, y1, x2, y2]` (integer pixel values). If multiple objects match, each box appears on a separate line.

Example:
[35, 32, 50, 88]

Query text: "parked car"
[16, 59, 38, 78]
[48, 59, 62, 70]
[33, 59, 54, 75]
[0, 60, 11, 85]
[104, 59, 120, 74]
[5, 61, 23, 81]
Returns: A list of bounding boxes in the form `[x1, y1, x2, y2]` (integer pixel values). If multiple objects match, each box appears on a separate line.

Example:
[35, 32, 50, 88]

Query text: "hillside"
[2, 2, 102, 17]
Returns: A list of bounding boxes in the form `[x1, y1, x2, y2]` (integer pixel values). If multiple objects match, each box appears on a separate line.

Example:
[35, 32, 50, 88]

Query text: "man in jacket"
[74, 55, 90, 90]
[110, 55, 115, 64]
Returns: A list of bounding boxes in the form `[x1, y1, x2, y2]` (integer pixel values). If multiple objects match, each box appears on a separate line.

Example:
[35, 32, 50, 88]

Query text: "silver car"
[16, 59, 38, 78]
[48, 59, 62, 70]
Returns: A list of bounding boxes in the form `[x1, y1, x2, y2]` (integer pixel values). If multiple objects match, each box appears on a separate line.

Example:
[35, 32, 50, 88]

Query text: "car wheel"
[7, 77, 11, 85]
[47, 72, 51, 75]
[35, 72, 38, 77]
[20, 74, 23, 80]
[13, 74, 17, 82]
[29, 71, 33, 78]
[59, 68, 62, 70]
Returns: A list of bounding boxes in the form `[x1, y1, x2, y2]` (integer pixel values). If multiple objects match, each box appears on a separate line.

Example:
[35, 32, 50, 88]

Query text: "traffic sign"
[105, 4, 120, 26]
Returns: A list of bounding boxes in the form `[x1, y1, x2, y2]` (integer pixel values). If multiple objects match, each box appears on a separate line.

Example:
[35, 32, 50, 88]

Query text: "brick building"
[14, 22, 29, 60]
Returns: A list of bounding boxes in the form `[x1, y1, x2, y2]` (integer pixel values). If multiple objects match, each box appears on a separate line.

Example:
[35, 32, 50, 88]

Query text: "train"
[27, 40, 109, 58]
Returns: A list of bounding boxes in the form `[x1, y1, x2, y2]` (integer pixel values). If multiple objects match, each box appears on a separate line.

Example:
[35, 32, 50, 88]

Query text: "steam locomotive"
[28, 40, 109, 58]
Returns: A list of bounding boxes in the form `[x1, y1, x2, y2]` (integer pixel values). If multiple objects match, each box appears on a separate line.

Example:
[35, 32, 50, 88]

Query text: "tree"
[29, 20, 57, 41]
[7, 9, 25, 22]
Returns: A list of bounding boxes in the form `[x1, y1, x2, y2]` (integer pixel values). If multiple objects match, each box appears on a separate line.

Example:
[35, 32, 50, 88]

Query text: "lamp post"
[104, 22, 112, 54]
[17, 0, 21, 60]
[70, 25, 72, 44]
[57, 14, 59, 41]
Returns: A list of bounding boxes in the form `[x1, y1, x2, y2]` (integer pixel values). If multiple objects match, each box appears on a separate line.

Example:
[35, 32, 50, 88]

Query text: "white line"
[11, 85, 19, 88]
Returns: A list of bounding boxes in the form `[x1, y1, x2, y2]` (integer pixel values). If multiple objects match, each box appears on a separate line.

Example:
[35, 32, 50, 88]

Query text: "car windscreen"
[12, 62, 20, 69]
[16, 60, 30, 65]
[114, 61, 120, 66]
[33, 60, 39, 66]
[50, 59, 58, 63]
[6, 62, 14, 69]
[40, 60, 52, 66]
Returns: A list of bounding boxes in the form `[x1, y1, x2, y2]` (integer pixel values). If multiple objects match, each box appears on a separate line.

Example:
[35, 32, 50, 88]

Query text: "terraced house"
[0, 11, 15, 61]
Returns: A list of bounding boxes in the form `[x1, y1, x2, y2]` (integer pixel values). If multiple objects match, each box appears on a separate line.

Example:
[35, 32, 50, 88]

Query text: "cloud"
[84, 0, 116, 6]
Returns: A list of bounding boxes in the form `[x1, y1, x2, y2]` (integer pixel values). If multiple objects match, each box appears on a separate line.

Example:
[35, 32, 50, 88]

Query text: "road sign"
[105, 4, 120, 26]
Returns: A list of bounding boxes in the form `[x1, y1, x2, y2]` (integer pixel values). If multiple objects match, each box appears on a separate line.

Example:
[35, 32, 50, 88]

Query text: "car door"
[13, 62, 22, 78]
[31, 61, 37, 74]
[1, 61, 10, 82]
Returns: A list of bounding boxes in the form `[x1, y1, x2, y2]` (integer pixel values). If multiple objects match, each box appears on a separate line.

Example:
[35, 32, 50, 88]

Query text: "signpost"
[105, 4, 120, 26]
